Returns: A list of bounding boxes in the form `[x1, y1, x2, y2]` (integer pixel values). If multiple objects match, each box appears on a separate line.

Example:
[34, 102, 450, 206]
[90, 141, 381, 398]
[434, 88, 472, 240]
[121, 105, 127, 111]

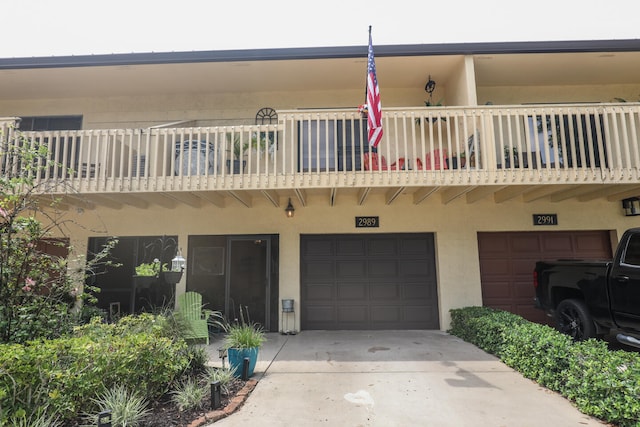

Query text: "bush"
[449, 306, 640, 427]
[0, 314, 191, 423]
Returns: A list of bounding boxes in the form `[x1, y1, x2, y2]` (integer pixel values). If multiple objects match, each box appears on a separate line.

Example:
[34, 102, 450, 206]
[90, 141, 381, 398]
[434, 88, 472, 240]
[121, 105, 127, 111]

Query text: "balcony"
[2, 103, 640, 209]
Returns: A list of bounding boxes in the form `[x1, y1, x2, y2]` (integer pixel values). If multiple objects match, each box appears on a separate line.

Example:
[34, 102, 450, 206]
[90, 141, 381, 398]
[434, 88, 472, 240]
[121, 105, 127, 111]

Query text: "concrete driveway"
[206, 330, 605, 427]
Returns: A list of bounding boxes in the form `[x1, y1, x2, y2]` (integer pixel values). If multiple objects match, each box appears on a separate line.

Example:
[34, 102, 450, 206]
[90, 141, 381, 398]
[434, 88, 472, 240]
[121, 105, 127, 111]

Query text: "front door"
[226, 237, 271, 328]
[187, 234, 278, 331]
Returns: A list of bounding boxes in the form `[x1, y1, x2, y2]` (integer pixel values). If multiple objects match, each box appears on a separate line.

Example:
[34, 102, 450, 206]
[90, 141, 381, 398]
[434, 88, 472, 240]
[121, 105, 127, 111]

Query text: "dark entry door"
[226, 237, 271, 329]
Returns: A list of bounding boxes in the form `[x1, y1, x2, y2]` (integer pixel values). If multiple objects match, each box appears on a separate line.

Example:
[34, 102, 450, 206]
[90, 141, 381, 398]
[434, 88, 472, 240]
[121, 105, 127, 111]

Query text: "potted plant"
[219, 306, 266, 378]
[504, 146, 520, 168]
[133, 259, 163, 288]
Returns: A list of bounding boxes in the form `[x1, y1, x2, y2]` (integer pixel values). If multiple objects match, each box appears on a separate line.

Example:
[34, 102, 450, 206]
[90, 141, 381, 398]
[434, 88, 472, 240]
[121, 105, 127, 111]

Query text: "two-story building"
[1, 39, 639, 332]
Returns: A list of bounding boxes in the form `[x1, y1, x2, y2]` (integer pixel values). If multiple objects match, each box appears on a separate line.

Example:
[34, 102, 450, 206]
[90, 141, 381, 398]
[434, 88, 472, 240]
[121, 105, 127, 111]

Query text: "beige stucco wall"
[59, 190, 631, 331]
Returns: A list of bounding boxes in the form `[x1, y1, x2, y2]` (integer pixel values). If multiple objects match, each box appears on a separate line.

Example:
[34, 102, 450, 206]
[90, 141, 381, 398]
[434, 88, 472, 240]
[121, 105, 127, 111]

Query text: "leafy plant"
[134, 259, 168, 277]
[170, 377, 207, 411]
[207, 367, 236, 395]
[85, 385, 150, 427]
[0, 127, 119, 344]
[220, 306, 266, 350]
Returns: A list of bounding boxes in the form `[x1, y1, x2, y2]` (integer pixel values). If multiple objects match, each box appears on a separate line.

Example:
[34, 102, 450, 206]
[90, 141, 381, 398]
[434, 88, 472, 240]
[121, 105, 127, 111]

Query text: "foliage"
[170, 377, 207, 412]
[0, 126, 119, 344]
[218, 306, 266, 349]
[84, 385, 150, 427]
[0, 314, 191, 423]
[208, 367, 236, 396]
[134, 258, 169, 277]
[449, 306, 640, 427]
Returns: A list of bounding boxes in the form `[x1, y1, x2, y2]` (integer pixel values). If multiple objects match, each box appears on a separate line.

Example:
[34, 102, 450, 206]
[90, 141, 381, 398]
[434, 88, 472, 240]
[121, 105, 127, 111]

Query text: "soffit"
[0, 51, 638, 100]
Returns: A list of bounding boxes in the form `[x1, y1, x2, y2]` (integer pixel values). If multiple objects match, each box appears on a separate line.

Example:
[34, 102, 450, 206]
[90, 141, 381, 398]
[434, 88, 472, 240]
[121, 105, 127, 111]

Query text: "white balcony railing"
[2, 103, 640, 194]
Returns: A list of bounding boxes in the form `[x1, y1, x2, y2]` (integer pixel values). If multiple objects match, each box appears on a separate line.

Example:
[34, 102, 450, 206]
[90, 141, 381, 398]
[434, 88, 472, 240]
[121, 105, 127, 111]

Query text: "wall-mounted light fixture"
[622, 197, 640, 216]
[285, 198, 295, 218]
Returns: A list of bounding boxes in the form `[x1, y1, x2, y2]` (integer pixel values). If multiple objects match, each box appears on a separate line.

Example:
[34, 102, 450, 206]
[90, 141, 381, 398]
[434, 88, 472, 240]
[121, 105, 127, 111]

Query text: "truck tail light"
[533, 270, 538, 289]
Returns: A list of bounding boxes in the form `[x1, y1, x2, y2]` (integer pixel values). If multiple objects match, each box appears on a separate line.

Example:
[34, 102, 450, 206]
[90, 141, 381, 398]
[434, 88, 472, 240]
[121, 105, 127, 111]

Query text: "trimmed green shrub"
[0, 314, 191, 423]
[449, 306, 640, 427]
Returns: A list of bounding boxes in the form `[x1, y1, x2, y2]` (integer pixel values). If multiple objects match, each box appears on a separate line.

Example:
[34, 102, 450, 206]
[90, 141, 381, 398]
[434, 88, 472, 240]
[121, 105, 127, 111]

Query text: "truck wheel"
[555, 299, 596, 341]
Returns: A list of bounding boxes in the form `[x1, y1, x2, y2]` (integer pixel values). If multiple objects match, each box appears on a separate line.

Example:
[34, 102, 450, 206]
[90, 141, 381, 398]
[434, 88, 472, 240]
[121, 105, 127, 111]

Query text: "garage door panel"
[305, 283, 334, 300]
[302, 233, 438, 330]
[337, 239, 366, 256]
[398, 259, 430, 276]
[369, 238, 398, 256]
[478, 234, 508, 253]
[371, 306, 400, 322]
[369, 260, 398, 277]
[338, 305, 368, 322]
[337, 284, 367, 300]
[336, 260, 366, 277]
[511, 235, 544, 252]
[404, 283, 432, 300]
[370, 283, 400, 300]
[303, 239, 334, 256]
[306, 305, 335, 322]
[304, 261, 335, 279]
[404, 306, 437, 323]
[400, 237, 433, 255]
[575, 233, 611, 254]
[479, 231, 611, 325]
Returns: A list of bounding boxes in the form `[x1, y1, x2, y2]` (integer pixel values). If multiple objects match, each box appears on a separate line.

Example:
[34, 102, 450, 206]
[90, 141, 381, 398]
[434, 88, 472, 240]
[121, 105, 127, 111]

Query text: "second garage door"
[478, 230, 612, 324]
[301, 233, 439, 330]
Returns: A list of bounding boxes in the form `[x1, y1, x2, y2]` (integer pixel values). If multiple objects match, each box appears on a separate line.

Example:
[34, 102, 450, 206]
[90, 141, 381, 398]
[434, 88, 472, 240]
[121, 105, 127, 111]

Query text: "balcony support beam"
[466, 186, 505, 204]
[228, 191, 252, 208]
[521, 185, 573, 203]
[413, 186, 438, 204]
[294, 189, 307, 207]
[164, 192, 203, 208]
[85, 195, 124, 210]
[111, 194, 150, 209]
[606, 186, 640, 202]
[260, 190, 280, 207]
[441, 186, 474, 205]
[386, 187, 404, 205]
[193, 191, 225, 208]
[493, 186, 536, 203]
[357, 188, 370, 205]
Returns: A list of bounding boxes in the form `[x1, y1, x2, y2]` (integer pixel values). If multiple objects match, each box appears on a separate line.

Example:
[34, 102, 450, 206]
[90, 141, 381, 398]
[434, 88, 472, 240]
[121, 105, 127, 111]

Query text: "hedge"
[449, 306, 640, 427]
[0, 314, 190, 423]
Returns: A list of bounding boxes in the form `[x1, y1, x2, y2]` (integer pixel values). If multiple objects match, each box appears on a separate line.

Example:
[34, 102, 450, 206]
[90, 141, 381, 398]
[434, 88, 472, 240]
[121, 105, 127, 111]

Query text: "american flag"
[366, 28, 383, 148]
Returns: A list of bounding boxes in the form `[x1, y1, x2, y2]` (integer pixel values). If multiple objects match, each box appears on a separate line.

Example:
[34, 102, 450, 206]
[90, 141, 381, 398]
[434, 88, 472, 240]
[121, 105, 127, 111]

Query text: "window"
[19, 115, 82, 131]
[18, 115, 83, 178]
[623, 234, 640, 266]
[298, 119, 368, 172]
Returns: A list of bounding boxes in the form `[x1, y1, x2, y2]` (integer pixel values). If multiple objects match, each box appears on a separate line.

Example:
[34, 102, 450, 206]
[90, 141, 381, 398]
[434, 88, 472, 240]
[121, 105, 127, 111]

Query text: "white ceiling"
[1, 51, 639, 99]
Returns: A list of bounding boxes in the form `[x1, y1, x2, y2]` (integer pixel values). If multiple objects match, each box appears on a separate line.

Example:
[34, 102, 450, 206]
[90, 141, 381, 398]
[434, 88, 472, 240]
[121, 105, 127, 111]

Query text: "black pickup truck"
[534, 227, 640, 347]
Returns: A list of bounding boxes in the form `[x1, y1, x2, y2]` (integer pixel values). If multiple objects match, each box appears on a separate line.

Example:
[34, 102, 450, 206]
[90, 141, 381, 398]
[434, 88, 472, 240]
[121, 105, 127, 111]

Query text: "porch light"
[285, 198, 295, 218]
[622, 197, 640, 216]
[171, 249, 186, 271]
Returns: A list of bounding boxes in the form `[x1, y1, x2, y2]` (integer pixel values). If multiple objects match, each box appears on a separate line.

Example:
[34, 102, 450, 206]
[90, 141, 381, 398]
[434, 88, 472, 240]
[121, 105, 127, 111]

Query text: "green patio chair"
[177, 291, 211, 345]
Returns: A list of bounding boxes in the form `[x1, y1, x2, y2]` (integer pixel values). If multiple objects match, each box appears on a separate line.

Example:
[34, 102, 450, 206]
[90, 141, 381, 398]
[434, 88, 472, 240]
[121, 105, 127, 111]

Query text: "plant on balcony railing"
[226, 131, 275, 173]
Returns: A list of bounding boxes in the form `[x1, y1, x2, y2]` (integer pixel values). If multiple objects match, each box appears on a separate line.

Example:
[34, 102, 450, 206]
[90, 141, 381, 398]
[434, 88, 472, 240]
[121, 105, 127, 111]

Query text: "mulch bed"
[65, 377, 257, 427]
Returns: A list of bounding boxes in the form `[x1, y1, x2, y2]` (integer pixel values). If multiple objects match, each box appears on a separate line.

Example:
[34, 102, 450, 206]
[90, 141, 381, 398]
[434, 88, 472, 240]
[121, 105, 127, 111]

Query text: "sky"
[3, 0, 640, 58]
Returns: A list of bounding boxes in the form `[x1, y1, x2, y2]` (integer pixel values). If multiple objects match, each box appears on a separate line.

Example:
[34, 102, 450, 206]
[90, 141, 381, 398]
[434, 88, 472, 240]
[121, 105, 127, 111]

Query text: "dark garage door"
[301, 233, 439, 330]
[478, 230, 612, 325]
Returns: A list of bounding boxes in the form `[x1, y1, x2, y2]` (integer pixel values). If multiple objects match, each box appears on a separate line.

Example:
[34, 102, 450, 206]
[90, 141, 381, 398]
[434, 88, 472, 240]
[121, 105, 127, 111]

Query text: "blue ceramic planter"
[227, 347, 259, 378]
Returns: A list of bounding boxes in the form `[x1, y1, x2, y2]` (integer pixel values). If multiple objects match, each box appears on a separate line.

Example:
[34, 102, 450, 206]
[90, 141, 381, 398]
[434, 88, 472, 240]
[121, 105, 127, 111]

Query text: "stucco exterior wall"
[60, 191, 630, 331]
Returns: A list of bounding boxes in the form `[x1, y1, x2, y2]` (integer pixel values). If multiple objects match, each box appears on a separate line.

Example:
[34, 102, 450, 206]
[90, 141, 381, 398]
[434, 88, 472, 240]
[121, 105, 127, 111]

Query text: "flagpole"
[364, 25, 371, 105]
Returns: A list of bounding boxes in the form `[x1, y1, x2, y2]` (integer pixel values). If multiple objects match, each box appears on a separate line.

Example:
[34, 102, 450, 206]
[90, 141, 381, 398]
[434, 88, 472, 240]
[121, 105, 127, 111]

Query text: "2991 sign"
[355, 216, 379, 228]
[533, 214, 558, 226]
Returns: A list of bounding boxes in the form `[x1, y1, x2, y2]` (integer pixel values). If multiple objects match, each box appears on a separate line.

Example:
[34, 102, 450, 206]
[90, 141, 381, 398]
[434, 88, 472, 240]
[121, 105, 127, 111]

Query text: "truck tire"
[555, 299, 596, 341]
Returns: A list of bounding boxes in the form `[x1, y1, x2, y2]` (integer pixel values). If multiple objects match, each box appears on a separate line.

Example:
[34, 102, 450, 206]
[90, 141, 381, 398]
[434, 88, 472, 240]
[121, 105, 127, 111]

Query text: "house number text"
[533, 214, 558, 226]
[355, 216, 380, 228]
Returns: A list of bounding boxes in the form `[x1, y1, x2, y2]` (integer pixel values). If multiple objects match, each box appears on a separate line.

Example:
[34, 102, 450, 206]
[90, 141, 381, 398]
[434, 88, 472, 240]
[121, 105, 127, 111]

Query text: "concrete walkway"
[206, 330, 606, 427]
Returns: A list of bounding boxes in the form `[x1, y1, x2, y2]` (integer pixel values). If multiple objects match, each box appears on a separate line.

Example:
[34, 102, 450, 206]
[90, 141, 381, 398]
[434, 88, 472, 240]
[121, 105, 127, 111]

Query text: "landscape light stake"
[97, 410, 112, 427]
[211, 381, 221, 409]
[242, 357, 250, 380]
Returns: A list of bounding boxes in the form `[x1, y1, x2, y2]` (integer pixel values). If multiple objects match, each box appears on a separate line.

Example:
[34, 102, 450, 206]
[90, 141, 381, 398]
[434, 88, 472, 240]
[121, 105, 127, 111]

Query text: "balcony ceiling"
[1, 51, 639, 100]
